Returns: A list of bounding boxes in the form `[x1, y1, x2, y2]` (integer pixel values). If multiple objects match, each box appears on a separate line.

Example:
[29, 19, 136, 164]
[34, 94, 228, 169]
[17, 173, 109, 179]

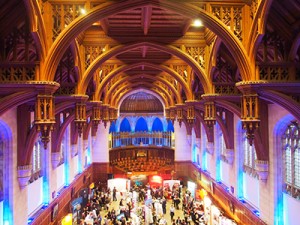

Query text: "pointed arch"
[112, 83, 173, 108]
[103, 73, 182, 105]
[120, 118, 131, 132]
[152, 118, 163, 132]
[135, 117, 148, 132]
[43, 0, 252, 84]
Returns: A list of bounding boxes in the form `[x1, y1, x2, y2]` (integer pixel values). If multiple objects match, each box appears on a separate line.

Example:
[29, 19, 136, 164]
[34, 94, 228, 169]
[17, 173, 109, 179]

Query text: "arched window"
[243, 130, 257, 171]
[135, 117, 148, 132]
[152, 117, 163, 132]
[216, 123, 226, 161]
[120, 118, 131, 132]
[282, 122, 300, 199]
[58, 132, 66, 166]
[30, 136, 43, 182]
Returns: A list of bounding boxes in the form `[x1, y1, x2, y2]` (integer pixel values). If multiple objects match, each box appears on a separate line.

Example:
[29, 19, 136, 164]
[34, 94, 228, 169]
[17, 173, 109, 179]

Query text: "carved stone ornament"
[225, 149, 234, 164]
[206, 142, 214, 154]
[51, 152, 61, 169]
[255, 160, 269, 181]
[17, 165, 32, 188]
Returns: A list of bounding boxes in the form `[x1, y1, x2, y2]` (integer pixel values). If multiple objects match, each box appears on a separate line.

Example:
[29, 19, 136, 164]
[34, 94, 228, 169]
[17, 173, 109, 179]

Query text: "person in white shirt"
[159, 216, 167, 225]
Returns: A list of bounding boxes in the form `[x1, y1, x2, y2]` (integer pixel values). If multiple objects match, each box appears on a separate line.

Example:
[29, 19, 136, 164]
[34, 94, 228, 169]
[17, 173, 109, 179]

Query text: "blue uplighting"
[109, 121, 116, 133]
[275, 194, 285, 225]
[43, 175, 49, 205]
[167, 120, 174, 132]
[238, 197, 246, 203]
[65, 159, 70, 186]
[135, 117, 148, 132]
[3, 200, 13, 225]
[253, 209, 260, 217]
[202, 151, 207, 171]
[87, 146, 91, 165]
[216, 157, 221, 182]
[27, 218, 34, 224]
[120, 118, 131, 132]
[152, 117, 163, 131]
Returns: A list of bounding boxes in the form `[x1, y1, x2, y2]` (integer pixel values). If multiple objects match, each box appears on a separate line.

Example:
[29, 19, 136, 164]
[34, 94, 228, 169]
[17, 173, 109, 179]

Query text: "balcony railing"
[109, 131, 174, 149]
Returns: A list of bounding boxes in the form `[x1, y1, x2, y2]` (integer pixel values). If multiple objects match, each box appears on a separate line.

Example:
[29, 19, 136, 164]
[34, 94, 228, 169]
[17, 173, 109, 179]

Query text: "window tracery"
[243, 130, 258, 178]
[30, 136, 43, 182]
[282, 122, 300, 199]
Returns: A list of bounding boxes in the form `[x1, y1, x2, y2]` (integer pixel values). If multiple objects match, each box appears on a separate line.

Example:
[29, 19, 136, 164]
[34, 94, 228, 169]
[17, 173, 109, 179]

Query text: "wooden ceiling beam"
[141, 6, 152, 35]
[100, 18, 109, 35]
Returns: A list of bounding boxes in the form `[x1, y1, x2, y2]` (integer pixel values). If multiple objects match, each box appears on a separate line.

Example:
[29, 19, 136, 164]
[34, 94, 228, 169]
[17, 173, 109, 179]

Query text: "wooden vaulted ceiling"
[0, 0, 300, 117]
[82, 4, 206, 108]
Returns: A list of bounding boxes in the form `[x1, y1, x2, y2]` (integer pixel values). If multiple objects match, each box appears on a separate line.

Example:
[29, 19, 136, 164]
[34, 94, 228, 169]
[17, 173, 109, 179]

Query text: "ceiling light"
[80, 8, 86, 15]
[193, 19, 203, 27]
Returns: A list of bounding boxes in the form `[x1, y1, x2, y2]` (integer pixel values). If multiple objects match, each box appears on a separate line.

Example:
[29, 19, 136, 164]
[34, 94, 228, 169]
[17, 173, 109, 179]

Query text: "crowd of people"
[75, 181, 210, 225]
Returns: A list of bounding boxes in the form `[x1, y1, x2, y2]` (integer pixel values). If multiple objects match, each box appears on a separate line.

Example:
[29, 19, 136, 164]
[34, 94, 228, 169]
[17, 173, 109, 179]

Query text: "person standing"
[162, 197, 167, 214]
[170, 203, 175, 221]
[113, 187, 117, 201]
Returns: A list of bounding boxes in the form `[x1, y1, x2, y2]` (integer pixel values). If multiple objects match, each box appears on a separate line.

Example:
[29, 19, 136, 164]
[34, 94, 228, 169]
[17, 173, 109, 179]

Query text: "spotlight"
[80, 8, 87, 15]
[193, 19, 203, 27]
